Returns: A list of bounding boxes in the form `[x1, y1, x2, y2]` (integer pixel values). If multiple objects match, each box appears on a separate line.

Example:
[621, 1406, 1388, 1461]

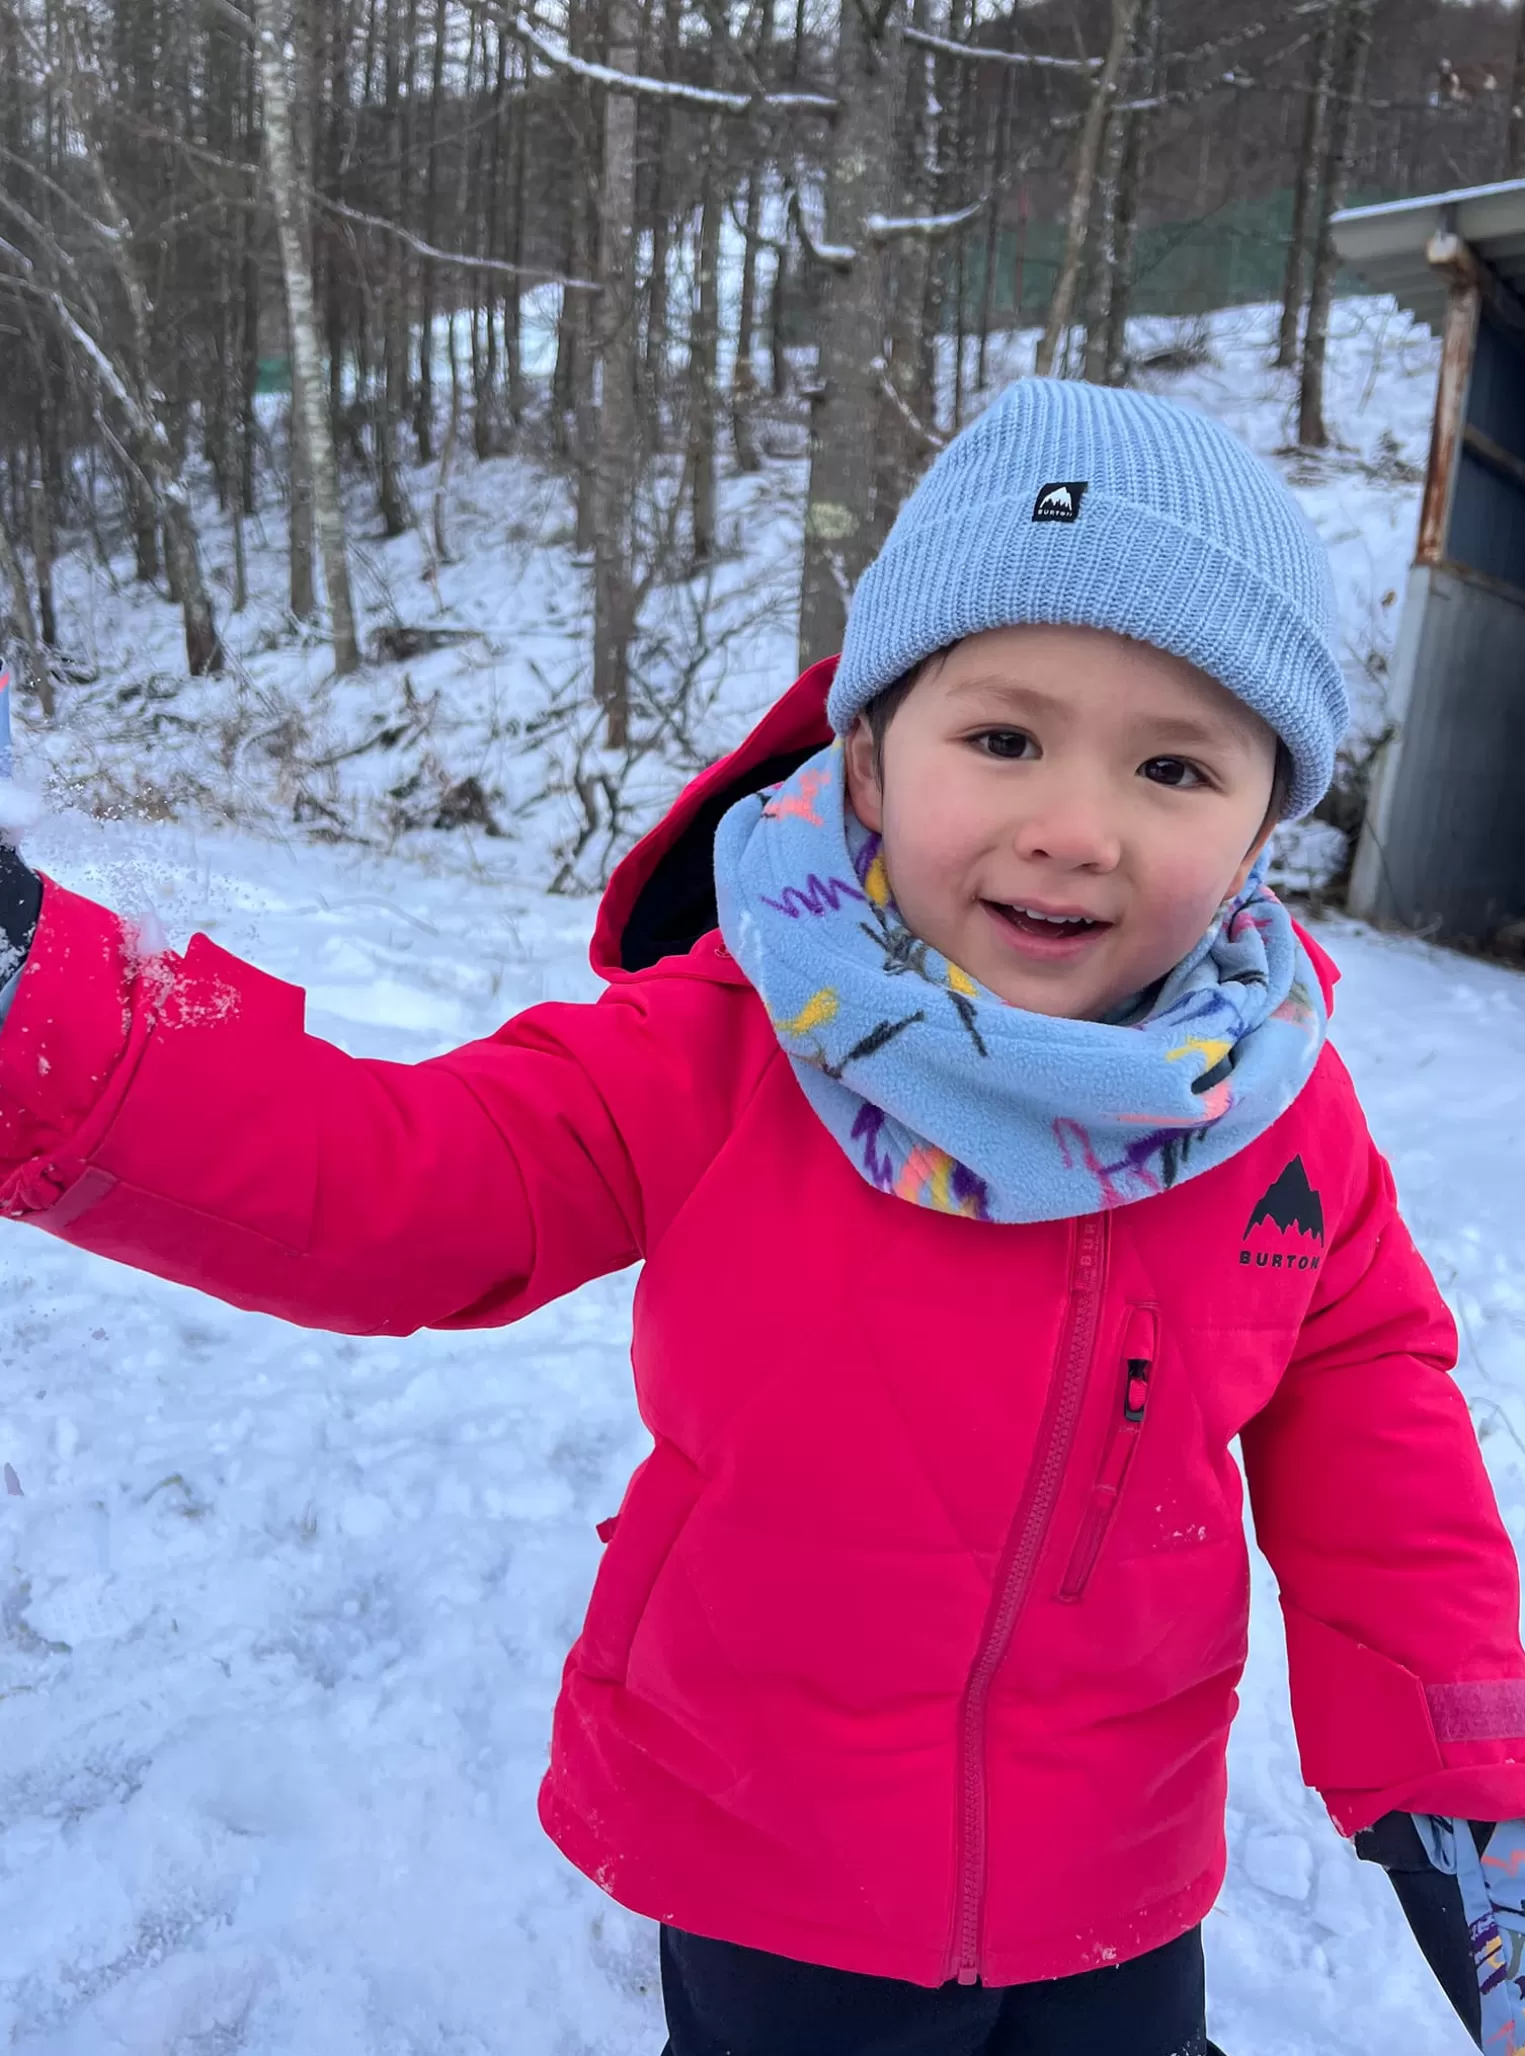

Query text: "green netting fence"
[947, 185, 1396, 331]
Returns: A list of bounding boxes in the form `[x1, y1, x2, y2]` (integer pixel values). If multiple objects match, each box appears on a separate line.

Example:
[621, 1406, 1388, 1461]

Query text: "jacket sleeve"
[1242, 1067, 1525, 1836]
[0, 877, 747, 1336]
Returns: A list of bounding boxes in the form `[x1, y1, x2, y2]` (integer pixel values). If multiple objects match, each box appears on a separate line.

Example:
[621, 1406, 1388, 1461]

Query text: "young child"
[2, 379, 1525, 2056]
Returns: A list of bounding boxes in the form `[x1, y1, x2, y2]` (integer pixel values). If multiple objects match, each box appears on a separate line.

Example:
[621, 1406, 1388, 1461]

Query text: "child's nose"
[1009, 783, 1122, 871]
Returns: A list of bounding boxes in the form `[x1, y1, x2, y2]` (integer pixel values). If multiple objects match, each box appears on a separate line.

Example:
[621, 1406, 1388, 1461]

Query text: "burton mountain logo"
[1032, 480, 1088, 524]
[1241, 1155, 1324, 1271]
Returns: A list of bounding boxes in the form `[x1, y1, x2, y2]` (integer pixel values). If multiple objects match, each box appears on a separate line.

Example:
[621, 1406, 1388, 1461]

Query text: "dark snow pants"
[659, 1922, 1218, 2056]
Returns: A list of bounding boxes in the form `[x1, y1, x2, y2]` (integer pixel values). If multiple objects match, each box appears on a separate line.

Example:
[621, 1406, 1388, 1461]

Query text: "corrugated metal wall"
[1448, 319, 1525, 587]
[1364, 567, 1525, 936]
[1356, 306, 1525, 940]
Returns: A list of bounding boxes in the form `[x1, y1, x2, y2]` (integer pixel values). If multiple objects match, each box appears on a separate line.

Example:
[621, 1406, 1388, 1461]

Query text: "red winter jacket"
[2, 659, 1524, 1989]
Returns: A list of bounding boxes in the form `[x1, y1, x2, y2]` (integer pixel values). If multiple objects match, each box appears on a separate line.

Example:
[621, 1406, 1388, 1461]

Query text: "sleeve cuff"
[0, 878, 146, 1167]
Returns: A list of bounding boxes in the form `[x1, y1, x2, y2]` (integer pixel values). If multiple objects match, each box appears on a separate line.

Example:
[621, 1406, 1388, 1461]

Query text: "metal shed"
[1332, 179, 1525, 943]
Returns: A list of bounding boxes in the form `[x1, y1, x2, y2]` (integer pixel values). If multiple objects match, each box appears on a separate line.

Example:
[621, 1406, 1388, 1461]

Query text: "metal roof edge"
[1333, 177, 1525, 229]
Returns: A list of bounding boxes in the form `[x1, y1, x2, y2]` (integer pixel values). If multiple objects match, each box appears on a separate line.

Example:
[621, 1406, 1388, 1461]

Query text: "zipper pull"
[1124, 1363, 1150, 1423]
[1121, 1306, 1157, 1423]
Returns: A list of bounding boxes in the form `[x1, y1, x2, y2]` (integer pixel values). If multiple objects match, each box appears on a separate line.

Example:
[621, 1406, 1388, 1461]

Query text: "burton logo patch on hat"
[1032, 480, 1088, 524]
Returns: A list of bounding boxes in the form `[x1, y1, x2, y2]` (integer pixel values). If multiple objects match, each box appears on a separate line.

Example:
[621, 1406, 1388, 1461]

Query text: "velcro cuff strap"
[1428, 1681, 1525, 1745]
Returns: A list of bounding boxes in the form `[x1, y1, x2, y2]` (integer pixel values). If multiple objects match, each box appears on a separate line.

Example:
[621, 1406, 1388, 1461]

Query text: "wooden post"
[1416, 219, 1484, 570]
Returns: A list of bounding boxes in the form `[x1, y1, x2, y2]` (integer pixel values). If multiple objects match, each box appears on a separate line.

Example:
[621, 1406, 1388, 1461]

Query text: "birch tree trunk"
[507, 47, 527, 428]
[130, 473, 159, 583]
[798, 0, 900, 669]
[289, 379, 318, 621]
[689, 120, 724, 570]
[975, 43, 1019, 394]
[255, 0, 361, 675]
[0, 502, 52, 718]
[732, 170, 765, 472]
[592, 0, 640, 748]
[1298, 0, 1375, 448]
[414, 0, 448, 462]
[768, 242, 789, 397]
[483, 20, 506, 452]
[873, 0, 936, 549]
[642, 0, 679, 445]
[1082, 96, 1129, 383]
[375, 0, 410, 534]
[1094, 0, 1158, 387]
[1036, 0, 1142, 379]
[727, 0, 773, 474]
[1277, 6, 1334, 371]
[287, 0, 316, 618]
[29, 478, 57, 656]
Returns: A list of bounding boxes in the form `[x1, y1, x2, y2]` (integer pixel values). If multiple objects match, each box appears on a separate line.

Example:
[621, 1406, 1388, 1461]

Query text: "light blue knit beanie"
[828, 378, 1347, 820]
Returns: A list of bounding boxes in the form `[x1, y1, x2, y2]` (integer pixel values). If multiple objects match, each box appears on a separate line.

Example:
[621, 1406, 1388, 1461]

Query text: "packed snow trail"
[0, 810, 1517, 2053]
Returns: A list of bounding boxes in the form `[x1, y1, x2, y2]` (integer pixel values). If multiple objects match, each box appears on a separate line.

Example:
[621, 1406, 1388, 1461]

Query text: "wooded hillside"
[0, 0, 1515, 737]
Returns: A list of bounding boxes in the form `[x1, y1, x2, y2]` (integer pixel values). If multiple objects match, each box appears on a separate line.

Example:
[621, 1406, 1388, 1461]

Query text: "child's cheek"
[1135, 849, 1236, 948]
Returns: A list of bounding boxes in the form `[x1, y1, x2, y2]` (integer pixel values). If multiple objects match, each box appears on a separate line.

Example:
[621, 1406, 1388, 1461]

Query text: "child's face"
[843, 625, 1281, 1021]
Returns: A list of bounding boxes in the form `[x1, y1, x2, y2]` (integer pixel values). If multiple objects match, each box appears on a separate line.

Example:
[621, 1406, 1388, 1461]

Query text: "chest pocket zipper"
[1058, 1305, 1158, 1603]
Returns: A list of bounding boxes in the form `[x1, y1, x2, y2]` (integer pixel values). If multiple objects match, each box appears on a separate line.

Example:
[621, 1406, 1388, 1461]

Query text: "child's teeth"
[1019, 905, 1087, 925]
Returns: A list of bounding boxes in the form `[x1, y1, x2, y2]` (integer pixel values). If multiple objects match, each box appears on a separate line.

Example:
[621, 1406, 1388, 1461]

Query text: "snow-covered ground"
[0, 292, 1517, 2052]
[0, 806, 1521, 2054]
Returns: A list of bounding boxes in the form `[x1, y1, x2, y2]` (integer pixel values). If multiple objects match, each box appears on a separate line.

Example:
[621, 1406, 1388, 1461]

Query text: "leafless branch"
[903, 22, 1099, 73]
[311, 190, 602, 289]
[874, 357, 946, 452]
[489, 5, 836, 114]
[866, 195, 987, 241]
[787, 186, 856, 270]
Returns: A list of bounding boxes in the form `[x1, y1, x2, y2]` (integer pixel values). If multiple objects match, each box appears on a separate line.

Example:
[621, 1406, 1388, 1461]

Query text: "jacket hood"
[590, 651, 1341, 1012]
[593, 657, 835, 980]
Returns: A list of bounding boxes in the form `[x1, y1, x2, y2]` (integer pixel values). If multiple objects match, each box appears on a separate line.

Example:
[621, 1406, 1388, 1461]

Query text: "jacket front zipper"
[949, 1214, 1110, 1985]
[1058, 1305, 1158, 1602]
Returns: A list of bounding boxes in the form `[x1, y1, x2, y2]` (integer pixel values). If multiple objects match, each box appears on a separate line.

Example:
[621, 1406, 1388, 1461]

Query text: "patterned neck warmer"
[712, 739, 1328, 1224]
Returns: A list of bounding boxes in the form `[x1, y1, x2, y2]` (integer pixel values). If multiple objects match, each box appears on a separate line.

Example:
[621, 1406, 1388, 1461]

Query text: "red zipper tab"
[949, 1216, 1110, 1985]
[1058, 1304, 1158, 1604]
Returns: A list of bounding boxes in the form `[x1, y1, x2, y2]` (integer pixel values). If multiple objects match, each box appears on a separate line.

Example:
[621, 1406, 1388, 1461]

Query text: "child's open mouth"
[982, 900, 1113, 959]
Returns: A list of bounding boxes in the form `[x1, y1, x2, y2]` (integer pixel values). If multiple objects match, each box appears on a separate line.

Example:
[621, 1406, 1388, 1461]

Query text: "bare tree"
[1036, 0, 1142, 379]
[1298, 0, 1377, 448]
[256, 0, 361, 674]
[797, 0, 901, 669]
[0, 502, 53, 719]
[1277, 5, 1334, 371]
[591, 0, 640, 747]
[1099, 0, 1160, 387]
[37, 9, 224, 675]
[689, 116, 725, 570]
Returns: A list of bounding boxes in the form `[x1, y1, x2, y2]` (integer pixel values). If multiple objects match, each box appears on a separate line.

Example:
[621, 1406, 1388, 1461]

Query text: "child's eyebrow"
[944, 674, 1062, 710]
[1128, 714, 1245, 751]
[944, 675, 1249, 751]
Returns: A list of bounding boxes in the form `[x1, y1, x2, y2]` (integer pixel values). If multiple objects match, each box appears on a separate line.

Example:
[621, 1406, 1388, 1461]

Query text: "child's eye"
[1141, 756, 1208, 789]
[973, 729, 1035, 761]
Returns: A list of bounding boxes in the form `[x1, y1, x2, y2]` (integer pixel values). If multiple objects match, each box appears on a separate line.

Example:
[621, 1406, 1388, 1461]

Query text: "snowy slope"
[0, 805, 1520, 2054]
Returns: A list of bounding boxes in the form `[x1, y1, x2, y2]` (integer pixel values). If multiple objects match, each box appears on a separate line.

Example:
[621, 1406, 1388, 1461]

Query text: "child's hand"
[1357, 1812, 1525, 2051]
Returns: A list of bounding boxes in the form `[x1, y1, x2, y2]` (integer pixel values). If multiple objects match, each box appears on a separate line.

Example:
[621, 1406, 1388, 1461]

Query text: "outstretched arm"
[0, 867, 750, 1335]
[1242, 1080, 1525, 1838]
